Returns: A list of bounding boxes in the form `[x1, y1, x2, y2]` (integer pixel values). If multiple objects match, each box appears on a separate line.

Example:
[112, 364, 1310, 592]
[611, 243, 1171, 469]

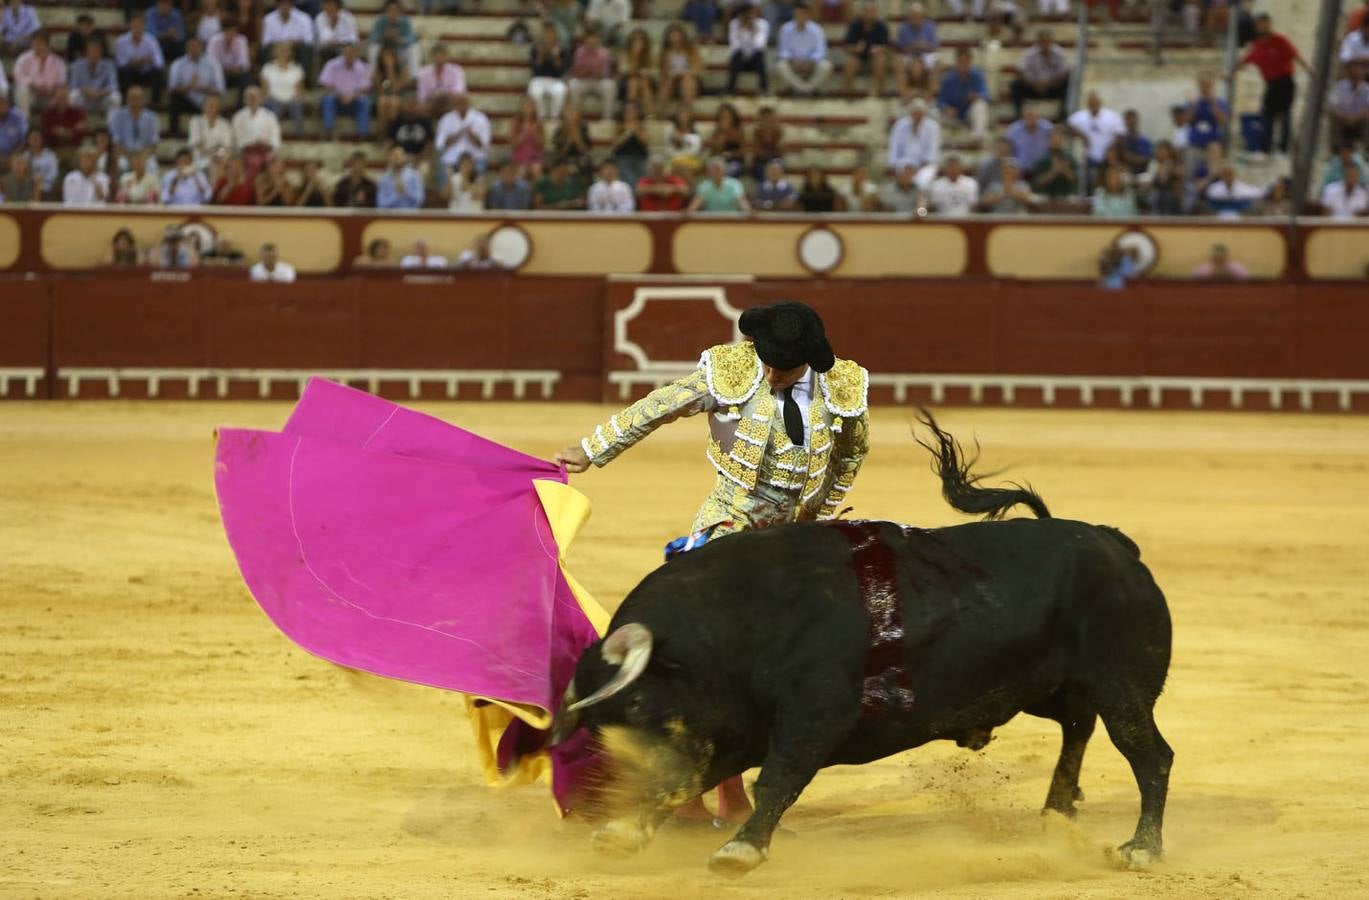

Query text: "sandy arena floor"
[3, 401, 1368, 899]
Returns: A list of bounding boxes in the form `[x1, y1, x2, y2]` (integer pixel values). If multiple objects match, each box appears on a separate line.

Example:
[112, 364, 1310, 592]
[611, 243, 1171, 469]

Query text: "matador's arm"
[817, 412, 870, 520]
[580, 368, 716, 467]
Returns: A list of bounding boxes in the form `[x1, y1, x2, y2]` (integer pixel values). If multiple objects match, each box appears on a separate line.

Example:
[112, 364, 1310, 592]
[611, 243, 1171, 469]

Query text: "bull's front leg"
[591, 726, 707, 858]
[709, 680, 860, 878]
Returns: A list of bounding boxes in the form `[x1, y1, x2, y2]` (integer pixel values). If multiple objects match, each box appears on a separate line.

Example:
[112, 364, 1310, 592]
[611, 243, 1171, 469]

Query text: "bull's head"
[548, 623, 653, 746]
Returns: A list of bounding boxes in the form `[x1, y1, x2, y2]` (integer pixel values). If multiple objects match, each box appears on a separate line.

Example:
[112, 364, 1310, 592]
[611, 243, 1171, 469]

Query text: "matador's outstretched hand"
[555, 444, 591, 474]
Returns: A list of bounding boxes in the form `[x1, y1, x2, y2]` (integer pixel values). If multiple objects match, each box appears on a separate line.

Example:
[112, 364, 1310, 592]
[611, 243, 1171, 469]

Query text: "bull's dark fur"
[564, 410, 1173, 875]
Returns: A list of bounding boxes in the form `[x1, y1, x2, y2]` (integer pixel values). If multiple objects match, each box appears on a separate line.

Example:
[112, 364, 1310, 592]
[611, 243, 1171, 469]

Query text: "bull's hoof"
[708, 840, 767, 878]
[591, 820, 651, 859]
[1115, 839, 1163, 870]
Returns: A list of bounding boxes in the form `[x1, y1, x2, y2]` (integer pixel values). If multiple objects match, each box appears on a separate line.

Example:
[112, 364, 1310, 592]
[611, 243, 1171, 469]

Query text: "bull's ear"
[648, 638, 684, 674]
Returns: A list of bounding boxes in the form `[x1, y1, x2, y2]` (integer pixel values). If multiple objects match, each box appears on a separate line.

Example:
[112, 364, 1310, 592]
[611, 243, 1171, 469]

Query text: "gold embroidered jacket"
[581, 342, 870, 523]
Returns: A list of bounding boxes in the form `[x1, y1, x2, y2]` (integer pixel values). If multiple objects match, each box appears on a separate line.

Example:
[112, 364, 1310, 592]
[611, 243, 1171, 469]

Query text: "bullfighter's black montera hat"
[739, 301, 836, 374]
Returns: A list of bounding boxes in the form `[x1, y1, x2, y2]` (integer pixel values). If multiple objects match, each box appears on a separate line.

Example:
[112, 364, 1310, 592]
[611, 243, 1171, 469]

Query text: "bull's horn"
[566, 623, 653, 713]
[547, 681, 580, 747]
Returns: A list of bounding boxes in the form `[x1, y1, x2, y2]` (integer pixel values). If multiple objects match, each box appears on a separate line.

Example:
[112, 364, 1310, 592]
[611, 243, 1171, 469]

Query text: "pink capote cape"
[213, 378, 608, 815]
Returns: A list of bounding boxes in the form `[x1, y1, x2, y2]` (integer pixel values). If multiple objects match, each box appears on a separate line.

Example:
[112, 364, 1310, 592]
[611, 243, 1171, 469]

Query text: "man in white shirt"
[416, 44, 466, 108]
[587, 160, 635, 212]
[314, 0, 359, 64]
[1339, 19, 1369, 65]
[886, 97, 940, 176]
[727, 5, 769, 94]
[585, 0, 631, 46]
[260, 0, 315, 70]
[400, 239, 448, 269]
[925, 155, 979, 215]
[231, 85, 282, 170]
[1068, 91, 1126, 187]
[1321, 165, 1369, 218]
[454, 233, 503, 270]
[435, 92, 491, 170]
[61, 145, 110, 206]
[776, 5, 831, 96]
[249, 243, 298, 282]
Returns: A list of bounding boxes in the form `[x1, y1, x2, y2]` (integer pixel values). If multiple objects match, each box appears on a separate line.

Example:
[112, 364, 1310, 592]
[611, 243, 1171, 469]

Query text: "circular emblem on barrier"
[797, 226, 844, 275]
[1113, 228, 1159, 276]
[489, 223, 532, 270]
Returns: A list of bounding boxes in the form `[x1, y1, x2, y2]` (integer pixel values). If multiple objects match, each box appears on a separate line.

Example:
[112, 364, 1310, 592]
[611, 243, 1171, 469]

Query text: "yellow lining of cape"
[462, 479, 609, 813]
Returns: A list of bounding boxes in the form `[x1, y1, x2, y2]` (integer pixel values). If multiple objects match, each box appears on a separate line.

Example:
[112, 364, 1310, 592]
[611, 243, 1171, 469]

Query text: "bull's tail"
[914, 408, 1051, 521]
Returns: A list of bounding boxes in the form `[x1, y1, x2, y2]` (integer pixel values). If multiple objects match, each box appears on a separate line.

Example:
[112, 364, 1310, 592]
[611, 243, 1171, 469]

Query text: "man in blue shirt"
[840, 0, 889, 96]
[161, 147, 213, 205]
[107, 85, 160, 163]
[937, 47, 989, 140]
[377, 145, 424, 209]
[1118, 109, 1153, 176]
[0, 94, 29, 160]
[69, 40, 121, 114]
[144, 0, 186, 67]
[1004, 106, 1053, 172]
[776, 5, 831, 96]
[167, 36, 224, 135]
[114, 12, 166, 100]
[894, 2, 937, 94]
[1184, 72, 1229, 149]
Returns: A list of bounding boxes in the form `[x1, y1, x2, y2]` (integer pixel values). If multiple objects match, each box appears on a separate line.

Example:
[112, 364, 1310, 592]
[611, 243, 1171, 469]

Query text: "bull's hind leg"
[1097, 691, 1173, 867]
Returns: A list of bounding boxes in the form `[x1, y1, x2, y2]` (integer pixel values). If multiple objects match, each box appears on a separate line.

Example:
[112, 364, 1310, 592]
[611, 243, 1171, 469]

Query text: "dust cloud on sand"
[3, 402, 1368, 899]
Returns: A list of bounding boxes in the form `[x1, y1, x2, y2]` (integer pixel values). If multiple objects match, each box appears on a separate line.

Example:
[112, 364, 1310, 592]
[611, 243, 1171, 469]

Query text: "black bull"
[549, 414, 1173, 877]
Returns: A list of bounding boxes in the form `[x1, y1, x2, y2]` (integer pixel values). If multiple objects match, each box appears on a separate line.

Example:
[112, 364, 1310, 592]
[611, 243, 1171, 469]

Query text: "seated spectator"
[611, 101, 650, 188]
[106, 228, 143, 266]
[108, 86, 160, 168]
[838, 164, 879, 212]
[529, 26, 568, 121]
[1011, 30, 1071, 121]
[68, 40, 120, 115]
[189, 94, 232, 167]
[507, 97, 544, 171]
[41, 91, 86, 158]
[659, 24, 702, 113]
[377, 146, 423, 209]
[1167, 103, 1191, 152]
[0, 151, 40, 201]
[1320, 164, 1369, 218]
[1191, 243, 1249, 280]
[64, 14, 108, 63]
[1031, 129, 1079, 199]
[250, 242, 297, 282]
[841, 1, 889, 97]
[1185, 72, 1229, 150]
[1069, 91, 1126, 187]
[212, 155, 254, 203]
[667, 107, 704, 176]
[0, 95, 26, 161]
[1097, 245, 1137, 291]
[295, 160, 328, 206]
[707, 102, 748, 177]
[749, 105, 784, 179]
[893, 2, 938, 97]
[22, 130, 57, 196]
[925, 155, 978, 215]
[194, 0, 223, 46]
[62, 145, 110, 206]
[354, 237, 393, 268]
[1004, 106, 1053, 173]
[1340, 18, 1369, 66]
[1142, 140, 1185, 215]
[727, 5, 769, 95]
[332, 150, 376, 207]
[207, 18, 251, 102]
[619, 29, 656, 117]
[486, 160, 533, 210]
[161, 147, 213, 205]
[1258, 176, 1293, 216]
[117, 148, 161, 202]
[586, 0, 631, 47]
[254, 155, 297, 206]
[681, 0, 719, 43]
[167, 36, 224, 136]
[261, 42, 305, 136]
[261, 0, 315, 72]
[975, 138, 1014, 190]
[689, 156, 750, 213]
[436, 93, 492, 173]
[417, 44, 465, 109]
[14, 32, 68, 116]
[887, 97, 940, 174]
[2, 0, 41, 56]
[568, 26, 616, 120]
[368, 0, 420, 78]
[1190, 139, 1227, 196]
[534, 160, 587, 210]
[146, 0, 186, 65]
[980, 159, 1036, 213]
[797, 165, 838, 212]
[777, 5, 832, 97]
[937, 48, 989, 140]
[151, 225, 199, 268]
[455, 233, 504, 270]
[635, 156, 690, 211]
[114, 12, 166, 100]
[587, 159, 635, 212]
[1329, 61, 1369, 150]
[1322, 143, 1368, 188]
[753, 159, 798, 211]
[1203, 163, 1262, 217]
[401, 238, 447, 269]
[315, 0, 359, 66]
[1092, 164, 1136, 217]
[319, 41, 373, 138]
[1118, 109, 1153, 177]
[549, 101, 593, 175]
[442, 153, 485, 212]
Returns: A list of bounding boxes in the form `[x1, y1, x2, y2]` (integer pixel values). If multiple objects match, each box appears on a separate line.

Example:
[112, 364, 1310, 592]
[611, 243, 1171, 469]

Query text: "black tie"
[782, 386, 805, 447]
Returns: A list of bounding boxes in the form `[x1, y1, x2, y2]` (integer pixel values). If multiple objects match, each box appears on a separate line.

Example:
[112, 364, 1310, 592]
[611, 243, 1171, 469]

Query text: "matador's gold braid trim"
[702, 342, 765, 407]
[818, 359, 870, 418]
[707, 442, 758, 490]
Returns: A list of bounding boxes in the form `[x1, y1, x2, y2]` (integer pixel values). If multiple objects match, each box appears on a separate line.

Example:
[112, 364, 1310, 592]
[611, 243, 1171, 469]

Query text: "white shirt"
[260, 60, 304, 103]
[729, 16, 769, 54]
[314, 9, 358, 46]
[588, 178, 635, 212]
[196, 12, 221, 43]
[774, 368, 813, 437]
[1339, 29, 1369, 63]
[232, 105, 282, 149]
[189, 114, 233, 165]
[1068, 107, 1127, 163]
[260, 7, 315, 46]
[435, 107, 492, 166]
[887, 114, 941, 170]
[62, 169, 110, 206]
[1321, 180, 1369, 218]
[926, 174, 979, 215]
[250, 260, 298, 282]
[585, 0, 631, 32]
[401, 254, 449, 268]
[455, 249, 501, 269]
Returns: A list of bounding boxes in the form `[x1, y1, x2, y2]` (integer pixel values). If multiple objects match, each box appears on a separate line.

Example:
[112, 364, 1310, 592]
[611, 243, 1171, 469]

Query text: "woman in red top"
[213, 155, 257, 205]
[1231, 14, 1310, 154]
